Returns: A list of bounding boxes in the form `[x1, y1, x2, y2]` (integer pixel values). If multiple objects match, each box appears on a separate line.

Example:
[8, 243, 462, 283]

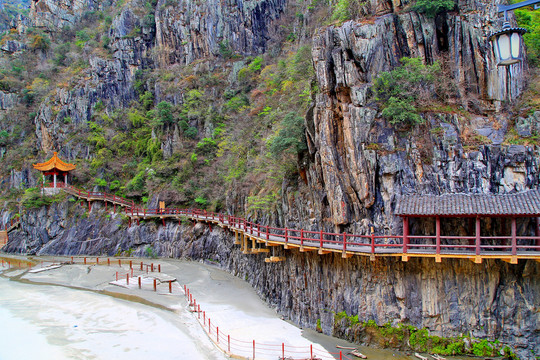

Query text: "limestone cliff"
[155, 0, 287, 65]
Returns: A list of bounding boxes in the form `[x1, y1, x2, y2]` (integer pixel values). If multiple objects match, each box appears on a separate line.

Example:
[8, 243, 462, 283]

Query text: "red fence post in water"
[169, 281, 172, 293]
[96, 257, 99, 265]
[108, 258, 110, 266]
[118, 259, 121, 267]
[151, 263, 154, 272]
[71, 256, 74, 264]
[158, 264, 161, 272]
[84, 257, 87, 265]
[138, 276, 142, 289]
[282, 343, 285, 359]
[140, 261, 143, 270]
[340, 350, 342, 360]
[130, 260, 132, 269]
[311, 344, 313, 359]
[126, 274, 129, 285]
[253, 340, 255, 359]
[228, 335, 231, 353]
[153, 278, 157, 292]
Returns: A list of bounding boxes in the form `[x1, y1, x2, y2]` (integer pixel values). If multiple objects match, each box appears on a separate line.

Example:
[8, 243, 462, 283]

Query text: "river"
[0, 258, 414, 360]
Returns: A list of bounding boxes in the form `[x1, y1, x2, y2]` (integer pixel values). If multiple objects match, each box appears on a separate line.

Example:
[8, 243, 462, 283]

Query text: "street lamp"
[489, 0, 540, 66]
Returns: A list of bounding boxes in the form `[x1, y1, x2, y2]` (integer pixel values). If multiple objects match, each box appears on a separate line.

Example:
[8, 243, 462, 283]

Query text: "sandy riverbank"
[0, 254, 414, 360]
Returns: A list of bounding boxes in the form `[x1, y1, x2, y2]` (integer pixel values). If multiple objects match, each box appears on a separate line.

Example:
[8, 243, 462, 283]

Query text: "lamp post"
[489, 0, 540, 66]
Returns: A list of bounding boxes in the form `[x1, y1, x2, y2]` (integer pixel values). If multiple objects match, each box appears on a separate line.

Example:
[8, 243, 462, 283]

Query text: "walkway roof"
[395, 190, 540, 217]
[33, 152, 76, 172]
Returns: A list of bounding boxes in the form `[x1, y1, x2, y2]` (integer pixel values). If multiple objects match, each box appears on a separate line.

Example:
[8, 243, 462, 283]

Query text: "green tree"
[372, 57, 446, 127]
[514, 2, 540, 67]
[269, 112, 307, 157]
[413, 0, 456, 18]
[151, 101, 174, 126]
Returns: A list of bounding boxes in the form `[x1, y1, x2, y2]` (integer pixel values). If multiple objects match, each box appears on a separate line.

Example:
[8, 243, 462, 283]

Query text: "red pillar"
[511, 217, 517, 256]
[534, 218, 540, 251]
[475, 217, 481, 255]
[403, 216, 409, 253]
[436, 216, 441, 255]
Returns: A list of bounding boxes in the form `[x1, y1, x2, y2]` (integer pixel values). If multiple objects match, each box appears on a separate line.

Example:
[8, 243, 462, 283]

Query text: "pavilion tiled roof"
[395, 190, 540, 217]
[33, 152, 76, 172]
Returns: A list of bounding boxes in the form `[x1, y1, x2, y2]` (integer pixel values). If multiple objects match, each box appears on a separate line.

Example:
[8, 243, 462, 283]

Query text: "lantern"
[489, 21, 527, 66]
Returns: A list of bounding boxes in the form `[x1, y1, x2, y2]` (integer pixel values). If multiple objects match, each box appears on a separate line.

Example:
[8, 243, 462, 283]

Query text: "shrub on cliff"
[22, 187, 53, 209]
[373, 57, 447, 127]
[514, 3, 540, 67]
[413, 0, 456, 18]
[331, 0, 367, 22]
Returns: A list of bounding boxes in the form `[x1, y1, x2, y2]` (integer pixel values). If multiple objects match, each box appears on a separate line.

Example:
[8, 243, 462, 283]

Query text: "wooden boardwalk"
[34, 184, 540, 264]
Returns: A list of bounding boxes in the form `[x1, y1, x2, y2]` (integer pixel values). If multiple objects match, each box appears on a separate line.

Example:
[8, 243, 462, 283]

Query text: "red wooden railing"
[1, 215, 20, 232]
[46, 182, 540, 259]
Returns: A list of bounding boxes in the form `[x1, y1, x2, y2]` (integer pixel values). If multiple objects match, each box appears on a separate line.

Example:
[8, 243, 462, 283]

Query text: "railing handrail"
[45, 184, 540, 258]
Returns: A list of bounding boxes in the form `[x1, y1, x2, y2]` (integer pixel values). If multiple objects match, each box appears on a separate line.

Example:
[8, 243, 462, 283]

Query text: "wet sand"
[0, 255, 417, 360]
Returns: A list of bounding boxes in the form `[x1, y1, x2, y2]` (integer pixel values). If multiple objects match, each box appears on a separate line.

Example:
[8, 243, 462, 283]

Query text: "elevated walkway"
[34, 183, 540, 264]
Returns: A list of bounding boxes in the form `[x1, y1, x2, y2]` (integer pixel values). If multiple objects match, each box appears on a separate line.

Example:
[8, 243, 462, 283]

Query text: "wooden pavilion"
[395, 190, 540, 262]
[33, 152, 76, 188]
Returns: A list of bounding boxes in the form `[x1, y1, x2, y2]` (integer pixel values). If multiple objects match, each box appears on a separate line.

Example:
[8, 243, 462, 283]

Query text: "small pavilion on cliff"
[33, 152, 76, 188]
[395, 190, 540, 262]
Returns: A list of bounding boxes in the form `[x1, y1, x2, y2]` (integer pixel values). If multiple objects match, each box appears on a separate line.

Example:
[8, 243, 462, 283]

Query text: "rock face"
[155, 0, 287, 65]
[306, 1, 530, 228]
[5, 200, 539, 359]
[30, 0, 102, 29]
[0, 91, 18, 110]
[33, 0, 155, 154]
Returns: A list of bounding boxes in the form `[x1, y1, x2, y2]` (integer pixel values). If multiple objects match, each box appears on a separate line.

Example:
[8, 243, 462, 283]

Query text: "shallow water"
[0, 275, 226, 360]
